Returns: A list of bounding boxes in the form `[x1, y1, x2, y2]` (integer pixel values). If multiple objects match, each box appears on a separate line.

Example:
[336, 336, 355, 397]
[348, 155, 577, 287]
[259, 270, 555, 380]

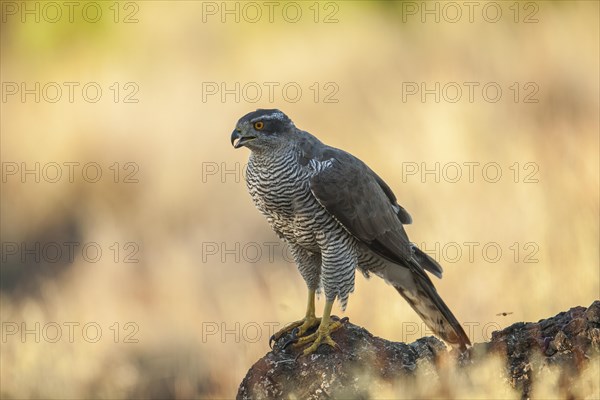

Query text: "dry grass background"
[1, 1, 598, 398]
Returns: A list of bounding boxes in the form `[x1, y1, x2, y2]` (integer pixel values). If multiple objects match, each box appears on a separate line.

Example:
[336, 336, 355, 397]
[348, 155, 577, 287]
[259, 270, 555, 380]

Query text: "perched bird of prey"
[231, 109, 470, 355]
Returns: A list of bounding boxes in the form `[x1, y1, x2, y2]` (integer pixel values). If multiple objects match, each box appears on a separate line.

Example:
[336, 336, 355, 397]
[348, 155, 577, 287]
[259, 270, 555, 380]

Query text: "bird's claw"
[270, 317, 321, 350]
[294, 328, 340, 359]
[292, 317, 348, 358]
[282, 327, 300, 349]
[271, 315, 349, 354]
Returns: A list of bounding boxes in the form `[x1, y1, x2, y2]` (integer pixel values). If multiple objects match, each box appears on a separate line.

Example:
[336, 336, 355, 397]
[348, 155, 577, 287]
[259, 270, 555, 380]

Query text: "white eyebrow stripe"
[250, 112, 286, 122]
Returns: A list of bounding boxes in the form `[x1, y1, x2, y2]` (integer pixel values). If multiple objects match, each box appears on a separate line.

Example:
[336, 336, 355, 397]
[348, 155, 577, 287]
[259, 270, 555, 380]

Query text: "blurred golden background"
[1, 1, 598, 398]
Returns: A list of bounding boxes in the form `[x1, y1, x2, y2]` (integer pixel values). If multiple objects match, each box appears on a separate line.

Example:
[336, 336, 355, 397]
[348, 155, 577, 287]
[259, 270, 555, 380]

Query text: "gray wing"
[295, 131, 442, 278]
[308, 148, 416, 266]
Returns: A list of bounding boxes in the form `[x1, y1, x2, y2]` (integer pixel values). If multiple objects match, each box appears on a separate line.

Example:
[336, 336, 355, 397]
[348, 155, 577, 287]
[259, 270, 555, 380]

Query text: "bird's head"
[230, 109, 296, 152]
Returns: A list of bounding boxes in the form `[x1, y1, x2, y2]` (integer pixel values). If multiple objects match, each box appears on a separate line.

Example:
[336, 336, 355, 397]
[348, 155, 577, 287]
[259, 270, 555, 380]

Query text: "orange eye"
[254, 121, 264, 130]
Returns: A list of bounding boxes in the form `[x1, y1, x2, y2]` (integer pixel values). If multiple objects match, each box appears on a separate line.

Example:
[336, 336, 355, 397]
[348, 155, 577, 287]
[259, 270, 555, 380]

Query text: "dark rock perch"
[238, 301, 600, 399]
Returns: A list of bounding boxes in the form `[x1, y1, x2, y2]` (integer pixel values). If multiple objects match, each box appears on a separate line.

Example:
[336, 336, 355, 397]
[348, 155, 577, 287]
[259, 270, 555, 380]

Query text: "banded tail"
[381, 247, 471, 350]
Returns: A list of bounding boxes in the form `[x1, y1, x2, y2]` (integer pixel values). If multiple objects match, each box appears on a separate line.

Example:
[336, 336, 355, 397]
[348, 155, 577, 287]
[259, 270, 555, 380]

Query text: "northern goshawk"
[231, 109, 470, 355]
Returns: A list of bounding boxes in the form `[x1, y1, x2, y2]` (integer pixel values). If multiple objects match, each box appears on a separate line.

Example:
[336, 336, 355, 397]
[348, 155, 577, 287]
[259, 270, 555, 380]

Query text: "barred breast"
[246, 150, 326, 251]
[245, 148, 359, 307]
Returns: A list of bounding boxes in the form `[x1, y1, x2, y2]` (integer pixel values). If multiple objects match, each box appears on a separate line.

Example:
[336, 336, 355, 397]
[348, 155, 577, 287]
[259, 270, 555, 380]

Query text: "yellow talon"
[293, 300, 344, 356]
[296, 315, 322, 336]
[271, 292, 348, 356]
[294, 320, 342, 355]
[270, 316, 321, 347]
[270, 289, 319, 347]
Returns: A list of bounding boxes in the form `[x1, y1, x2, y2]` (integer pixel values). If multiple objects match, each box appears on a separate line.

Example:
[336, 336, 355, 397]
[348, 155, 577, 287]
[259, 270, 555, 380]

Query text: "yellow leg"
[292, 300, 345, 356]
[304, 288, 317, 322]
[269, 289, 321, 347]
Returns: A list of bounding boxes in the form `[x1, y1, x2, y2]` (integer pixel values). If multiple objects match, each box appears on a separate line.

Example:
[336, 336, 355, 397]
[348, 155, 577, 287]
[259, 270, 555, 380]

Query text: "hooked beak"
[231, 129, 256, 149]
